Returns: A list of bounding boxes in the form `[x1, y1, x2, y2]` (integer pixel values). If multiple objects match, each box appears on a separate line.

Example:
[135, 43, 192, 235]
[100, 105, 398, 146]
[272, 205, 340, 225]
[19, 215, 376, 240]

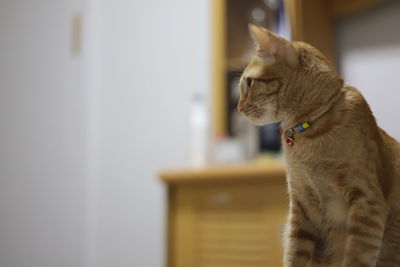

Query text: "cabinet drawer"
[168, 180, 288, 267]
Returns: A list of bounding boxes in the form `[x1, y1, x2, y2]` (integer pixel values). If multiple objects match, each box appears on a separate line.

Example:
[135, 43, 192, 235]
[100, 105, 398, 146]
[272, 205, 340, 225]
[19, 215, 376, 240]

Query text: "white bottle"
[189, 93, 209, 167]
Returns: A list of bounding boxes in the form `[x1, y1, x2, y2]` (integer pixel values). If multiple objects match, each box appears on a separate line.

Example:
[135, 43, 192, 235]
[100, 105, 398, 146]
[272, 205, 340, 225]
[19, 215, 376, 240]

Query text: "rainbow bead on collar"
[285, 122, 310, 146]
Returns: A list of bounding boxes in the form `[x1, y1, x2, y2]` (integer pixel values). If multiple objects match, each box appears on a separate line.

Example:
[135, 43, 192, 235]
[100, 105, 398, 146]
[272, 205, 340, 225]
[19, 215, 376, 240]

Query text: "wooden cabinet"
[160, 161, 287, 267]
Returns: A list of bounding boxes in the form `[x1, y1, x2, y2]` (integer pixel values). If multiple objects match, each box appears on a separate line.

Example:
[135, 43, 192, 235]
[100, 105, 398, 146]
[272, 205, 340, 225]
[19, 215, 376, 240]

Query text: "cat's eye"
[246, 78, 253, 88]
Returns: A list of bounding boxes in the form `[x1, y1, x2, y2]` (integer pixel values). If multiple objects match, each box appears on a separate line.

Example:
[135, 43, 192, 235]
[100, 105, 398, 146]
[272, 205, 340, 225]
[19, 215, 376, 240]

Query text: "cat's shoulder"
[342, 85, 366, 104]
[340, 85, 372, 114]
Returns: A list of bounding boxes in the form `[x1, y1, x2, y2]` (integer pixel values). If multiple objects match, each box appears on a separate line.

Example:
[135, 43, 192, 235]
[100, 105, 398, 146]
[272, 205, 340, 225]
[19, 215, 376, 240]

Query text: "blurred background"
[0, 0, 399, 267]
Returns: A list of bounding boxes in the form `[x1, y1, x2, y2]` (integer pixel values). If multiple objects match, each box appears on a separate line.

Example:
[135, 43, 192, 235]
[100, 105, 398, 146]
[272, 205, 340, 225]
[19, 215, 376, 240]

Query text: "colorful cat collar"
[285, 122, 310, 146]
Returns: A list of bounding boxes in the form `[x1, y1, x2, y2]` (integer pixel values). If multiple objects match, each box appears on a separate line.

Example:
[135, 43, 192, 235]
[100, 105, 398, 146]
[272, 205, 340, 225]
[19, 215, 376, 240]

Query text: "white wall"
[89, 1, 210, 267]
[336, 0, 400, 141]
[0, 0, 210, 266]
[0, 0, 88, 267]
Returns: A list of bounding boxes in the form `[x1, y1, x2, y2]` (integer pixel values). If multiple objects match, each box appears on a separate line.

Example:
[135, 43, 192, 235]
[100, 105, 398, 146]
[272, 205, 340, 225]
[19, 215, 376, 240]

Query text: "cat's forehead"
[243, 56, 274, 78]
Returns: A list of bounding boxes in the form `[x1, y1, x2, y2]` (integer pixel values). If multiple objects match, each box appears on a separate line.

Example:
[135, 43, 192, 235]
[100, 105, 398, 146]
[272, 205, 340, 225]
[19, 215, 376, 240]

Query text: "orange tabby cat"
[238, 24, 400, 267]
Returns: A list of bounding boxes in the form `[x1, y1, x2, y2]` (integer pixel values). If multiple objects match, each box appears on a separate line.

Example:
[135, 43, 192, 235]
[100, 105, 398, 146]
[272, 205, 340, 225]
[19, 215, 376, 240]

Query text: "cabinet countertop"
[159, 158, 286, 184]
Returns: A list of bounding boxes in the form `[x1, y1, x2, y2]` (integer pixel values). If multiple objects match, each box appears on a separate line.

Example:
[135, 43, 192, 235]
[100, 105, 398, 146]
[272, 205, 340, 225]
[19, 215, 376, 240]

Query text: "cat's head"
[237, 24, 343, 126]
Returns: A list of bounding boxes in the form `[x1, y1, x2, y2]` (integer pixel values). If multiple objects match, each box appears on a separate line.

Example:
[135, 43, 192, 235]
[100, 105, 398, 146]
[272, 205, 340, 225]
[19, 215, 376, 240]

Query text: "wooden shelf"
[327, 0, 391, 18]
[211, 0, 391, 137]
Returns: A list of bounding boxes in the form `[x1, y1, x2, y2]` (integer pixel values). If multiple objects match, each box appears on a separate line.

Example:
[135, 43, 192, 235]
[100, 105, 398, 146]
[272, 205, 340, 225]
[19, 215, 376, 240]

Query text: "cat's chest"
[291, 174, 349, 227]
[324, 195, 349, 226]
[285, 153, 351, 226]
[306, 187, 348, 227]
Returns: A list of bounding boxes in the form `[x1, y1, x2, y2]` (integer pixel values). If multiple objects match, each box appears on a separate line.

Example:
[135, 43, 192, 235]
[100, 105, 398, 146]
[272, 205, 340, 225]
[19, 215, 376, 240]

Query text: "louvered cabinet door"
[168, 180, 288, 267]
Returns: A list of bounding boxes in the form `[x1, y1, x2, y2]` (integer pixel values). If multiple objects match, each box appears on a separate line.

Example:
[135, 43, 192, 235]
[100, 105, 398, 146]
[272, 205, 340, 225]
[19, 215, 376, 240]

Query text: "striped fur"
[238, 25, 400, 267]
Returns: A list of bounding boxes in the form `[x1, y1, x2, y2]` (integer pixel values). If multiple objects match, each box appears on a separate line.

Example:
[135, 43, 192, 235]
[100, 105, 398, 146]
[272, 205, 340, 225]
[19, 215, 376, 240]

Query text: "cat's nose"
[237, 105, 244, 113]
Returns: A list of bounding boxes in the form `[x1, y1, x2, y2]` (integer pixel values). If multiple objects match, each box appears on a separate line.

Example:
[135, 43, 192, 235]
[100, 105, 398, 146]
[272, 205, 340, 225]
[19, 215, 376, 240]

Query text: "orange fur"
[238, 25, 400, 267]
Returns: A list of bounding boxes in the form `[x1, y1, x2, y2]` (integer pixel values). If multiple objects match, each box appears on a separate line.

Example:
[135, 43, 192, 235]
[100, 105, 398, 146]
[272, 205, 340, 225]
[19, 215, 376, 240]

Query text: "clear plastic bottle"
[188, 93, 210, 167]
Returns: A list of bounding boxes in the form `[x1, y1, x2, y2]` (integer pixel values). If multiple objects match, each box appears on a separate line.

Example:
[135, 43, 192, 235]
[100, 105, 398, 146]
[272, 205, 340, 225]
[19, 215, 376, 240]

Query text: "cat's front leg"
[283, 199, 315, 267]
[341, 190, 387, 267]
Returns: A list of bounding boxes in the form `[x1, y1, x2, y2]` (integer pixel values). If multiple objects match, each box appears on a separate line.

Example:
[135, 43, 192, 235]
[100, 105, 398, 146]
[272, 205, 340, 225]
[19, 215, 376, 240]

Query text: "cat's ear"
[248, 24, 277, 58]
[248, 24, 299, 68]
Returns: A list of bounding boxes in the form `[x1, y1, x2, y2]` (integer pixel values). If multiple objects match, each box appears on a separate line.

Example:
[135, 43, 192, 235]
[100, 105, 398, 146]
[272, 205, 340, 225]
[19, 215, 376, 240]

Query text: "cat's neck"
[280, 86, 344, 131]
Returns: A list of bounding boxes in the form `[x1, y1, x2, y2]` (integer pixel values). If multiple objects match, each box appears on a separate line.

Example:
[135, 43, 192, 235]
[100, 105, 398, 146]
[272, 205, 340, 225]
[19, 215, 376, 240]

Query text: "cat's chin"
[246, 115, 280, 126]
[245, 109, 279, 126]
